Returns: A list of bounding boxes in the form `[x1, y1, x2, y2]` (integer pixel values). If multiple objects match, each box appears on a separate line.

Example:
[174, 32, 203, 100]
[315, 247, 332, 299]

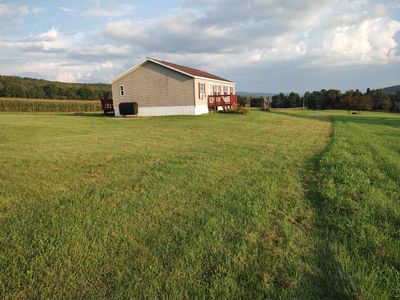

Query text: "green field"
[0, 110, 399, 299]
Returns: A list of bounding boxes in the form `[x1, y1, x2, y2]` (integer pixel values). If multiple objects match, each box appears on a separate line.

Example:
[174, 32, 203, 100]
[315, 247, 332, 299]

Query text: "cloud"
[105, 0, 400, 72]
[1, 27, 85, 54]
[60, 6, 76, 13]
[82, 1, 134, 17]
[0, 3, 44, 16]
[1, 0, 399, 91]
[0, 25, 120, 83]
[316, 17, 400, 66]
[71, 44, 132, 59]
[31, 7, 45, 14]
[54, 61, 114, 82]
[15, 60, 115, 83]
[59, 1, 134, 17]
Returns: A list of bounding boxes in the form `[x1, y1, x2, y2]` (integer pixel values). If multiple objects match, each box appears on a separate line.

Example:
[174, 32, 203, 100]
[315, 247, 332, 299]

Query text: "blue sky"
[0, 0, 399, 93]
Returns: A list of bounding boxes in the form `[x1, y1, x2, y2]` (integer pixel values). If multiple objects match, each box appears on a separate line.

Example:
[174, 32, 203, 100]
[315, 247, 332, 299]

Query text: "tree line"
[302, 88, 400, 112]
[239, 88, 400, 113]
[0, 75, 112, 100]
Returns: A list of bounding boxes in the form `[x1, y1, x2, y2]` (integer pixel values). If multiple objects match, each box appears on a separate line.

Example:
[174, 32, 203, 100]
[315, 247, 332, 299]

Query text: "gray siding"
[112, 61, 195, 108]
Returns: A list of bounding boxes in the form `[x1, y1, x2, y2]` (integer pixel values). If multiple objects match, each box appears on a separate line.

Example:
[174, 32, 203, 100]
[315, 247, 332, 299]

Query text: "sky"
[0, 0, 399, 93]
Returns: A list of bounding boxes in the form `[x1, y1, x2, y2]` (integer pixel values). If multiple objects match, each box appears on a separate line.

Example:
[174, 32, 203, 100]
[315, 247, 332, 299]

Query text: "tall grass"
[0, 98, 101, 112]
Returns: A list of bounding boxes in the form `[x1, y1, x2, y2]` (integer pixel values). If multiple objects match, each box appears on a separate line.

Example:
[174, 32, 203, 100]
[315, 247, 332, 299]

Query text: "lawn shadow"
[272, 110, 400, 130]
[276, 114, 356, 299]
[298, 140, 356, 299]
[60, 112, 111, 118]
[275, 109, 400, 298]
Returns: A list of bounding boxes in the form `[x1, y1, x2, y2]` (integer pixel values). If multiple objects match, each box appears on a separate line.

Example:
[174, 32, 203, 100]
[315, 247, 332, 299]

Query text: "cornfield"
[0, 98, 102, 112]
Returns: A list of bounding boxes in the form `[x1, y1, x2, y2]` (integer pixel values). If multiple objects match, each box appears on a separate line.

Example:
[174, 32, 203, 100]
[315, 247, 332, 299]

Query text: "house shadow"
[60, 112, 112, 118]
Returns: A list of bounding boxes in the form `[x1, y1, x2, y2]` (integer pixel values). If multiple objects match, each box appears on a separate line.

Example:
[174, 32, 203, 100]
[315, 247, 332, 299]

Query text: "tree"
[77, 86, 97, 100]
[370, 89, 391, 111]
[288, 92, 301, 107]
[0, 81, 4, 97]
[102, 90, 112, 99]
[0, 75, 111, 100]
[271, 93, 286, 108]
[326, 89, 341, 109]
[343, 93, 372, 113]
[44, 84, 59, 99]
[390, 92, 400, 113]
[237, 95, 249, 107]
[250, 97, 264, 107]
[3, 81, 27, 98]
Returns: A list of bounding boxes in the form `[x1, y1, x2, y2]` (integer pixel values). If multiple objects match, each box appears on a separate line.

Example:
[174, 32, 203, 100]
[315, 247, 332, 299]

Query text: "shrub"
[218, 106, 249, 114]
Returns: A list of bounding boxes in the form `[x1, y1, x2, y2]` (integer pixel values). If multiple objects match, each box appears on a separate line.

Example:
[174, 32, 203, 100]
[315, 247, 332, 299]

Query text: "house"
[111, 58, 237, 117]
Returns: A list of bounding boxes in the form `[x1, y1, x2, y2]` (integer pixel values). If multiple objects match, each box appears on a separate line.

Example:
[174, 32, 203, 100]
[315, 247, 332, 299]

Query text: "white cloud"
[83, 1, 134, 17]
[54, 61, 114, 82]
[60, 6, 76, 13]
[104, 0, 400, 71]
[0, 3, 44, 16]
[0, 26, 120, 83]
[59, 1, 134, 17]
[318, 17, 400, 66]
[72, 44, 131, 58]
[105, 20, 151, 40]
[7, 27, 85, 53]
[1, 0, 399, 90]
[31, 7, 45, 14]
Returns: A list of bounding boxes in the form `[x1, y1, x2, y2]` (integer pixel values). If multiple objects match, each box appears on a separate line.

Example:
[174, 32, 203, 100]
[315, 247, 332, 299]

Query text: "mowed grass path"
[276, 110, 400, 299]
[0, 110, 399, 298]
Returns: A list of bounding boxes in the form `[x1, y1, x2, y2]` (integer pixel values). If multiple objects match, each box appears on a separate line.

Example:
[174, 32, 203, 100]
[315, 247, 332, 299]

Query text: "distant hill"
[238, 91, 278, 97]
[383, 85, 400, 95]
[0, 75, 111, 100]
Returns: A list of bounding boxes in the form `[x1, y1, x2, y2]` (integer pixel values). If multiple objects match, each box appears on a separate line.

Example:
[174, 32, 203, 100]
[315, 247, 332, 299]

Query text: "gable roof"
[111, 58, 234, 84]
[152, 59, 232, 82]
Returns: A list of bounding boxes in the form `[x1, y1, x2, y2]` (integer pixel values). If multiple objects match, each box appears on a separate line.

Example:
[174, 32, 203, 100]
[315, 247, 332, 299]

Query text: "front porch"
[208, 94, 237, 111]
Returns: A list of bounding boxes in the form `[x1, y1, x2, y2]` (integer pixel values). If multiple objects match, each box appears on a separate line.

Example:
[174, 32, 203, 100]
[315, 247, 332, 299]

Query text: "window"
[199, 83, 206, 98]
[210, 84, 216, 95]
[120, 85, 125, 96]
[230, 86, 234, 94]
[223, 86, 228, 95]
[210, 84, 221, 95]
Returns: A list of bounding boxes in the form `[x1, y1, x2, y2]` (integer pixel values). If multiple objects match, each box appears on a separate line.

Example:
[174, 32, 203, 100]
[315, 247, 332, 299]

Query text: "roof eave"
[193, 75, 235, 85]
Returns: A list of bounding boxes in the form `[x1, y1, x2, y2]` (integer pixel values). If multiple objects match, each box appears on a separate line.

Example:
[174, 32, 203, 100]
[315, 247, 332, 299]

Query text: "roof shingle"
[153, 59, 232, 83]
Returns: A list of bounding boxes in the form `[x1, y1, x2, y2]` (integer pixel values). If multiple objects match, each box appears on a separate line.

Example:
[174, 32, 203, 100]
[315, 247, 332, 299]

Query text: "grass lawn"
[0, 110, 399, 298]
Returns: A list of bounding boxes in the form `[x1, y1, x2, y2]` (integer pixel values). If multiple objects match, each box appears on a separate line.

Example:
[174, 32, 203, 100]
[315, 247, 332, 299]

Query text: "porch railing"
[207, 94, 237, 108]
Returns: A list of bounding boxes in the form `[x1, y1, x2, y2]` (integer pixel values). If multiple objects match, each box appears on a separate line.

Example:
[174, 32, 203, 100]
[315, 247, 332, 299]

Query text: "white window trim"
[120, 85, 125, 96]
[199, 83, 206, 98]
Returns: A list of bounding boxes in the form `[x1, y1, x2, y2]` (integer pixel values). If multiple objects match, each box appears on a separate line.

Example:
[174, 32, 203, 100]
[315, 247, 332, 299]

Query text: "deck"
[100, 99, 115, 115]
[208, 94, 237, 111]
